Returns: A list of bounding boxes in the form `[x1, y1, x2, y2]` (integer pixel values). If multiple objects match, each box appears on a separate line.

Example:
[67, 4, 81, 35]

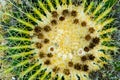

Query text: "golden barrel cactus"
[0, 0, 120, 80]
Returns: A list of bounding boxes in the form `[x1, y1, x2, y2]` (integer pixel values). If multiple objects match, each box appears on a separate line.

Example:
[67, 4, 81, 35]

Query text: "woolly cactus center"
[33, 6, 100, 74]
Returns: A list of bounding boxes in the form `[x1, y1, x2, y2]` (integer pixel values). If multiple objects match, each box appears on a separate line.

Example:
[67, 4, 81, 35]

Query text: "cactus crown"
[0, 0, 120, 80]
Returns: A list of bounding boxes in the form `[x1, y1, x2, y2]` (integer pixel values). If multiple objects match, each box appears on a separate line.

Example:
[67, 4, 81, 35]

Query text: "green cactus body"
[0, 0, 120, 80]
